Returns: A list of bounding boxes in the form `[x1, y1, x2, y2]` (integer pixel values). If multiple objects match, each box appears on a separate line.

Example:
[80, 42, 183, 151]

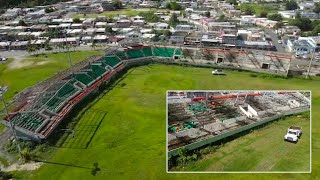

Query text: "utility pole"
[64, 30, 72, 67]
[306, 48, 315, 79]
[0, 86, 22, 159]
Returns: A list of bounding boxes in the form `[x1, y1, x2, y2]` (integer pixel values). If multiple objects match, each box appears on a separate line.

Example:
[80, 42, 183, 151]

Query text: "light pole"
[64, 30, 73, 67]
[306, 48, 315, 79]
[0, 86, 22, 159]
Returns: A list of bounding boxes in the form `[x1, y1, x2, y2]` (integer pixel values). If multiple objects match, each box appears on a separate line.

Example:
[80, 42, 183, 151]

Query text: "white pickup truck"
[284, 126, 302, 143]
[212, 69, 226, 75]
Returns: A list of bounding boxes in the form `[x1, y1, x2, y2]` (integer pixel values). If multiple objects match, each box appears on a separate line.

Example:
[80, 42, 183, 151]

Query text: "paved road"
[264, 28, 286, 53]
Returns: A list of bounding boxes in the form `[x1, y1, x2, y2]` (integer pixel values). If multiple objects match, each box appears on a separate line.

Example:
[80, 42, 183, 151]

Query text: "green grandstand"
[1, 46, 182, 140]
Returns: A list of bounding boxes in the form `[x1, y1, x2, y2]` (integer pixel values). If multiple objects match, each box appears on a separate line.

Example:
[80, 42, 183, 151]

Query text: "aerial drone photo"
[167, 90, 311, 172]
[0, 0, 319, 179]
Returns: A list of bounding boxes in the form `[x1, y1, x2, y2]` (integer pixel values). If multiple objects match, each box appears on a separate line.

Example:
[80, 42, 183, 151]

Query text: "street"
[264, 28, 286, 53]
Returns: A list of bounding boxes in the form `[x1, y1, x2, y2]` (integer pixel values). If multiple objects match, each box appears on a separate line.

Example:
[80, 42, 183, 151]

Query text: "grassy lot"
[19, 64, 318, 179]
[172, 113, 310, 172]
[0, 51, 103, 101]
[239, 3, 281, 16]
[72, 8, 170, 18]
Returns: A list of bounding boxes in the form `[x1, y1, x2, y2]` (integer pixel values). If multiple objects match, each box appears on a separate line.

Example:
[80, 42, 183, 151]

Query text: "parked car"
[278, 40, 282, 44]
[284, 126, 302, 143]
[0, 56, 7, 62]
[212, 69, 226, 75]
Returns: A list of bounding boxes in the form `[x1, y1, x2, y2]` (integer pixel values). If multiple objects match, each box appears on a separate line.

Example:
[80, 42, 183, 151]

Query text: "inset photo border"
[166, 90, 311, 173]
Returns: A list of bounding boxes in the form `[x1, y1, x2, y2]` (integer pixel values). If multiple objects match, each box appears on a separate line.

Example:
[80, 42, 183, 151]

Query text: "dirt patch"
[8, 58, 50, 70]
[8, 59, 33, 70]
[2, 161, 43, 172]
[36, 61, 50, 66]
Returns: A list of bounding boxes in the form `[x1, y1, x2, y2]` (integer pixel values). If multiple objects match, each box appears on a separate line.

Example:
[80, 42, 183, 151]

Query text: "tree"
[0, 169, 12, 179]
[91, 41, 97, 50]
[226, 0, 238, 5]
[21, 149, 32, 162]
[204, 11, 210, 18]
[27, 44, 36, 55]
[105, 26, 115, 34]
[285, 0, 298, 10]
[273, 22, 284, 30]
[240, 5, 255, 15]
[268, 14, 283, 21]
[289, 17, 312, 31]
[314, 3, 320, 14]
[163, 30, 172, 37]
[112, 0, 123, 9]
[139, 11, 160, 23]
[73, 18, 82, 23]
[260, 11, 268, 18]
[45, 7, 55, 13]
[312, 24, 320, 35]
[18, 20, 27, 26]
[169, 13, 179, 28]
[166, 1, 182, 10]
[217, 14, 226, 22]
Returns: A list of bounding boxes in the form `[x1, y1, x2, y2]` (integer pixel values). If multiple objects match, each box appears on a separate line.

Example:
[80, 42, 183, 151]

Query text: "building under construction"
[167, 91, 310, 157]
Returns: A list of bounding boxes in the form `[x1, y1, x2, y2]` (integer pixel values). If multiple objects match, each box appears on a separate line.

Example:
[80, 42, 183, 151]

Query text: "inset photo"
[167, 91, 311, 173]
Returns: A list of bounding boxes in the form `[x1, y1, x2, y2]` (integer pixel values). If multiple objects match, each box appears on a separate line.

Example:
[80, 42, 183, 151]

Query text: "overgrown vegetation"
[239, 3, 280, 16]
[285, 0, 298, 10]
[169, 13, 179, 28]
[138, 11, 161, 23]
[0, 0, 68, 9]
[168, 146, 219, 169]
[166, 1, 183, 10]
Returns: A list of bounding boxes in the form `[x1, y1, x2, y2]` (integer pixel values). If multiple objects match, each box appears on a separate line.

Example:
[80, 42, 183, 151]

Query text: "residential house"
[116, 19, 132, 28]
[154, 22, 169, 30]
[169, 31, 189, 44]
[184, 32, 202, 45]
[286, 36, 319, 54]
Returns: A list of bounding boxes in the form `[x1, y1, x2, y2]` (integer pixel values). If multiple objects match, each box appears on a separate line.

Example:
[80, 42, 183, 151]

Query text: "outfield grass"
[20, 64, 318, 179]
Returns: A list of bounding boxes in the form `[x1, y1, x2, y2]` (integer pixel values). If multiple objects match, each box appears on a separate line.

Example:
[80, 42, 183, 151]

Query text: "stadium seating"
[86, 70, 100, 79]
[57, 81, 79, 99]
[11, 112, 45, 132]
[103, 56, 122, 68]
[73, 73, 95, 86]
[46, 96, 64, 112]
[153, 47, 175, 58]
[115, 52, 127, 59]
[142, 47, 152, 57]
[174, 49, 182, 56]
[126, 49, 145, 59]
[91, 64, 106, 76]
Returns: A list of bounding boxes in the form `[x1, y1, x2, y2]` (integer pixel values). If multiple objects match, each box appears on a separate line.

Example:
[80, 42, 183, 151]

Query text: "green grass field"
[16, 64, 318, 179]
[72, 8, 169, 18]
[0, 51, 103, 101]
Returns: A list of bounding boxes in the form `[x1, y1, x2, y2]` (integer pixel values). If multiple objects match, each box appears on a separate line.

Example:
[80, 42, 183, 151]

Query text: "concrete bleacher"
[11, 112, 45, 132]
[126, 49, 145, 59]
[153, 47, 175, 58]
[142, 47, 152, 57]
[73, 73, 95, 86]
[103, 56, 122, 68]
